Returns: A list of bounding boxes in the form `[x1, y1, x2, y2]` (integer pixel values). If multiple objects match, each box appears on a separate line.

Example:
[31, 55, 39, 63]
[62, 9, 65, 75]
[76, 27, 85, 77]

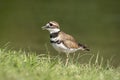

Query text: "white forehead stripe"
[46, 23, 49, 26]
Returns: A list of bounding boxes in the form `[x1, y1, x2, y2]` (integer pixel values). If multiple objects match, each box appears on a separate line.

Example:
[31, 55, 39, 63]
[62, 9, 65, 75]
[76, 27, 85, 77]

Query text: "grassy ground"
[0, 48, 120, 80]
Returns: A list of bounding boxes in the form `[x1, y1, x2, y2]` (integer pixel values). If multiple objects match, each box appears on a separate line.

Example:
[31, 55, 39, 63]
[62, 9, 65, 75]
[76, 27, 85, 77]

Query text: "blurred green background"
[0, 0, 120, 66]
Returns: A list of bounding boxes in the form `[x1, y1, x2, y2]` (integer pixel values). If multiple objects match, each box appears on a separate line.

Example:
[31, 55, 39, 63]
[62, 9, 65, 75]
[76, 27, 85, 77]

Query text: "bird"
[42, 21, 90, 66]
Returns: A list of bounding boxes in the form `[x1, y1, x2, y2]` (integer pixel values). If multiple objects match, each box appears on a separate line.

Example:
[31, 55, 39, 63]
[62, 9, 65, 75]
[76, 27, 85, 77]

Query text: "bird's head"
[42, 21, 60, 33]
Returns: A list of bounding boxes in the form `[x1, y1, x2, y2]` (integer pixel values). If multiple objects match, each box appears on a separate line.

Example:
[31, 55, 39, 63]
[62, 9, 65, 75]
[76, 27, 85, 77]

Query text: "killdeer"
[42, 21, 90, 66]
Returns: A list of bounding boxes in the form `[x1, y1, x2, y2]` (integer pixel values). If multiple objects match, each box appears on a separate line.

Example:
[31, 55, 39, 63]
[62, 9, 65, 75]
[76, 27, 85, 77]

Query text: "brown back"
[59, 31, 80, 48]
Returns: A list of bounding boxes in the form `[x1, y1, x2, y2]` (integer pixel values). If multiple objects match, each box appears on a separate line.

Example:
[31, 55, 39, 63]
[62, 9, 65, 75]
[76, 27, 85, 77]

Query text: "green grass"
[0, 48, 120, 80]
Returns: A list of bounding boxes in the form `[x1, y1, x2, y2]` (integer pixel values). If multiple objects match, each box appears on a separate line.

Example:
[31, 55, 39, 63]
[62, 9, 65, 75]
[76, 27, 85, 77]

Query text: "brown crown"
[49, 21, 60, 28]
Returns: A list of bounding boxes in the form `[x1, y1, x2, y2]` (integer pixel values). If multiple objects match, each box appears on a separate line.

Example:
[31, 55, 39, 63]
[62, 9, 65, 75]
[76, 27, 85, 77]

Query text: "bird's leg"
[65, 53, 69, 66]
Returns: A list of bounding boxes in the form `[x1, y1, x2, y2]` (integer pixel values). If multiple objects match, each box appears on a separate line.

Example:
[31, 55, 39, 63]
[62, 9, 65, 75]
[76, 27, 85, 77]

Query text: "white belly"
[51, 43, 79, 53]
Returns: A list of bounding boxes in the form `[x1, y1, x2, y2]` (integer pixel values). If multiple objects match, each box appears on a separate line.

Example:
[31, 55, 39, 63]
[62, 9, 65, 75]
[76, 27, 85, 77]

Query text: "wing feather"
[62, 40, 79, 49]
[59, 31, 76, 41]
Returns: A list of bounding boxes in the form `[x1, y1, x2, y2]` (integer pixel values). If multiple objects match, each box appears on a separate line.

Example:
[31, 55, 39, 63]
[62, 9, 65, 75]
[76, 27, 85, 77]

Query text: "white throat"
[49, 28, 60, 34]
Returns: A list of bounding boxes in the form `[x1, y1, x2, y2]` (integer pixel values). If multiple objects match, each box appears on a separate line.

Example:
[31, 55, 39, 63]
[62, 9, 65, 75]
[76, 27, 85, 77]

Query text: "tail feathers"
[78, 43, 90, 51]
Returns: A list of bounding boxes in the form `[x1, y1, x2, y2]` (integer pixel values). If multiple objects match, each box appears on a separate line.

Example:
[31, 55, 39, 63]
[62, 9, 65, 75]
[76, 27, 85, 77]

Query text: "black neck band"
[50, 40, 61, 44]
[50, 31, 60, 38]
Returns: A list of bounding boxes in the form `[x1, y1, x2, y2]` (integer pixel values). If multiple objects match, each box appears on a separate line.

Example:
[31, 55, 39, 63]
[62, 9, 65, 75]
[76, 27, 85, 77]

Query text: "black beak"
[41, 26, 49, 30]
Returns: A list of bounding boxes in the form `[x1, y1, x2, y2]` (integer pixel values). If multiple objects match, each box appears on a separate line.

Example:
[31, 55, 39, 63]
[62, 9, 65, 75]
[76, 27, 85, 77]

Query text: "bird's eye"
[49, 23, 53, 26]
